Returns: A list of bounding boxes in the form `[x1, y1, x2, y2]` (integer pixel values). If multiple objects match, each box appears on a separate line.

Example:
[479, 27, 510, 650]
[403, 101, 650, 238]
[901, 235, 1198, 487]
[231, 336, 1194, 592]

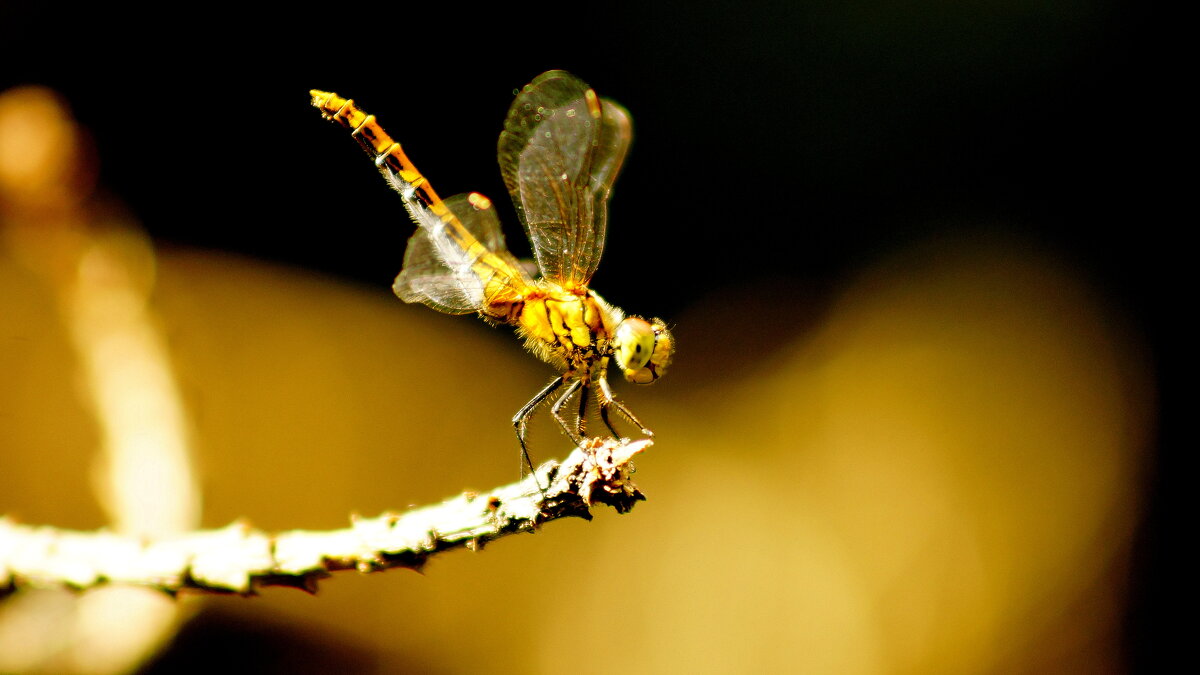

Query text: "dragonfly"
[310, 70, 673, 481]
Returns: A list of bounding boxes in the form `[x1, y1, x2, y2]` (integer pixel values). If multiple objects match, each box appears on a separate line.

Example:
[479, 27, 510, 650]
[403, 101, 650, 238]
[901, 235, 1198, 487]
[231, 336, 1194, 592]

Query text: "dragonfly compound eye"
[615, 317, 674, 384]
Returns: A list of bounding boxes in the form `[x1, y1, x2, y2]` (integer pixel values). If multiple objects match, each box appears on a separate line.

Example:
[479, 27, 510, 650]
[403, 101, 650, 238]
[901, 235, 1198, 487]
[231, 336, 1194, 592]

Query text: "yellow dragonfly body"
[310, 71, 673, 476]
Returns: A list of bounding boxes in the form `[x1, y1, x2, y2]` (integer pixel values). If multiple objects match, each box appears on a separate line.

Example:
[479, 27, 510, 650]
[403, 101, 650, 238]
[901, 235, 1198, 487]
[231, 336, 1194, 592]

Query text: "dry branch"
[1, 439, 649, 597]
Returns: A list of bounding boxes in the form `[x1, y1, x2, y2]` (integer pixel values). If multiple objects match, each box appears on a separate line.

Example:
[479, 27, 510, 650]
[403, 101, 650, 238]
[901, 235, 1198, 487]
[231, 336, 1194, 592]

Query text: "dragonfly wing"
[498, 71, 632, 287]
[588, 99, 633, 198]
[394, 228, 480, 314]
[517, 258, 540, 280]
[582, 99, 632, 281]
[393, 192, 530, 314]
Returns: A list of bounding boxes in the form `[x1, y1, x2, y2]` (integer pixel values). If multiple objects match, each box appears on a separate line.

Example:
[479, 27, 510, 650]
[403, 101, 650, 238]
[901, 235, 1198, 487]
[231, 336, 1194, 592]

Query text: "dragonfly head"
[613, 317, 674, 384]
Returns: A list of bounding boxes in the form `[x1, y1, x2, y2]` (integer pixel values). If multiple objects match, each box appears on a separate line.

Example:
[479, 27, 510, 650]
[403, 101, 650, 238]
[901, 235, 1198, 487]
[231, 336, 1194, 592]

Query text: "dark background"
[1, 1, 1173, 670]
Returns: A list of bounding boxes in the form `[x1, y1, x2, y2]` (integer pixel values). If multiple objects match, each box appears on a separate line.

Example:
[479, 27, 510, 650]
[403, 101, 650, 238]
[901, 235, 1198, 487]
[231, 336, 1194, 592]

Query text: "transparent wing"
[589, 99, 632, 199]
[393, 192, 531, 314]
[586, 99, 633, 278]
[498, 71, 632, 287]
[393, 228, 479, 314]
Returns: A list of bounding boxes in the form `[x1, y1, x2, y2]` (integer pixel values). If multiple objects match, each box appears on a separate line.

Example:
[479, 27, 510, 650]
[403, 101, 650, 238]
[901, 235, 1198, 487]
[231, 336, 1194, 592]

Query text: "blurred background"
[0, 1, 1173, 673]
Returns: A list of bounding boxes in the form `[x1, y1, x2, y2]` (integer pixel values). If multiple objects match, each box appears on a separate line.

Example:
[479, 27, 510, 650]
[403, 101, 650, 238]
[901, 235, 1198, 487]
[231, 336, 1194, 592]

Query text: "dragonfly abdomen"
[310, 90, 445, 213]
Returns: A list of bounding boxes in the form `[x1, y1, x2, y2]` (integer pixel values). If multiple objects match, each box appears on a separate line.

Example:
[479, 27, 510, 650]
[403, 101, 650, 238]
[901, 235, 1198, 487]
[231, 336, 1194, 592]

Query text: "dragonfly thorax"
[512, 284, 622, 375]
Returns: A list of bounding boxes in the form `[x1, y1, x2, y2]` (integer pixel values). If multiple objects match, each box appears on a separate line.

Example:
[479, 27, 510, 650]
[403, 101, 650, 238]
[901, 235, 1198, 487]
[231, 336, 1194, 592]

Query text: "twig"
[1, 439, 649, 597]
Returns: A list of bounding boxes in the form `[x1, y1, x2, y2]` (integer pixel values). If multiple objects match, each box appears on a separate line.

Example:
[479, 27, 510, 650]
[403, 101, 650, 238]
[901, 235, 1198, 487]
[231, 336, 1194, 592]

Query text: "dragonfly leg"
[513, 376, 566, 486]
[598, 375, 653, 439]
[575, 380, 590, 439]
[550, 379, 586, 447]
[597, 384, 623, 439]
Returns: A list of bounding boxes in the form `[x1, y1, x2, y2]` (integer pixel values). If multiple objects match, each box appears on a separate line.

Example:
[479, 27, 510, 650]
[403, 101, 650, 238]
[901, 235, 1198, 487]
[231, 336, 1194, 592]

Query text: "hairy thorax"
[487, 282, 623, 376]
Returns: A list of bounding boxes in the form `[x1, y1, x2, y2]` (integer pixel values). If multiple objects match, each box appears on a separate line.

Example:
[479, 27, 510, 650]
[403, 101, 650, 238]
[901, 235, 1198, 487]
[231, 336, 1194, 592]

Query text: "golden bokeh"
[1, 85, 1151, 673]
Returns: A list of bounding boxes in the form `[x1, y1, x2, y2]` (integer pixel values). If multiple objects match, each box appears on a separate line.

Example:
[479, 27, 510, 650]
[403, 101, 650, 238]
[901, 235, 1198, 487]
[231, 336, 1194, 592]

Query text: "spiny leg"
[576, 379, 590, 439]
[513, 376, 565, 487]
[596, 381, 623, 439]
[550, 379, 585, 447]
[598, 374, 654, 439]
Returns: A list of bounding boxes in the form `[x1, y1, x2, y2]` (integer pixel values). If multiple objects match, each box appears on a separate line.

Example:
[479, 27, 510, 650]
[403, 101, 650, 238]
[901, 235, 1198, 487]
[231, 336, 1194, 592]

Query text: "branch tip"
[1, 438, 652, 595]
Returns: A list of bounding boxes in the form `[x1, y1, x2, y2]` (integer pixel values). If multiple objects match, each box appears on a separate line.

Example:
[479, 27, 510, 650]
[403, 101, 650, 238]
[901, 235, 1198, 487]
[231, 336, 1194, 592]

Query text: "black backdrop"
[1, 2, 1174, 669]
